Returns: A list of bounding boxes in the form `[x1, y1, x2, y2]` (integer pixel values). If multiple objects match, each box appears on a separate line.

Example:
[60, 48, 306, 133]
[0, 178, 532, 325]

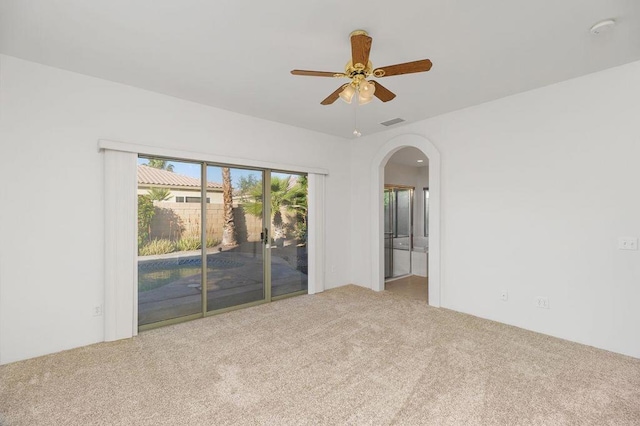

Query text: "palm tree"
[221, 167, 237, 247]
[243, 176, 307, 240]
[147, 187, 171, 201]
[292, 175, 308, 222]
[145, 158, 174, 172]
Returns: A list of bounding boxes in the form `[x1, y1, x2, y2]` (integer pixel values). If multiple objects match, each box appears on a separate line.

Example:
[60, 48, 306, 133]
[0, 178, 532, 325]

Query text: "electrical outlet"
[500, 291, 508, 301]
[535, 297, 549, 309]
[618, 237, 638, 251]
[93, 304, 103, 317]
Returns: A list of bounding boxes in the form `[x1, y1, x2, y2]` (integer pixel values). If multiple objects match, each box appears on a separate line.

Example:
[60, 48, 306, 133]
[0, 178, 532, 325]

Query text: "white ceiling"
[1, 1, 639, 139]
[387, 147, 429, 168]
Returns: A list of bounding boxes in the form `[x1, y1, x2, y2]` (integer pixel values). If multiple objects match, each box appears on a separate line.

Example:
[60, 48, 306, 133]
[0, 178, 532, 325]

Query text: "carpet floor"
[1, 285, 639, 425]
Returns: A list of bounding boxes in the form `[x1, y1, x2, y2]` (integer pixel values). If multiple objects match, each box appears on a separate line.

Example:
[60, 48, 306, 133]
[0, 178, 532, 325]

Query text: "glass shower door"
[384, 186, 413, 280]
[393, 188, 412, 277]
[384, 189, 394, 279]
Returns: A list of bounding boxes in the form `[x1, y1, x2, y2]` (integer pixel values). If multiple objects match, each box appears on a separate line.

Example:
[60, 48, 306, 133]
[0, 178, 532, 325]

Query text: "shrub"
[206, 237, 221, 248]
[139, 239, 175, 256]
[293, 222, 307, 243]
[176, 236, 202, 252]
[138, 195, 155, 248]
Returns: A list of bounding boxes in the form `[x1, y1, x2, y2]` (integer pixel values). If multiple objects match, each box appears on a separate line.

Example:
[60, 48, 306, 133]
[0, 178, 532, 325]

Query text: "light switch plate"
[618, 237, 638, 251]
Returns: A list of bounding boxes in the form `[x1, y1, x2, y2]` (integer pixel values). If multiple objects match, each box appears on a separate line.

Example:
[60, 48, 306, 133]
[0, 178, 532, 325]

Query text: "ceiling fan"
[291, 30, 433, 106]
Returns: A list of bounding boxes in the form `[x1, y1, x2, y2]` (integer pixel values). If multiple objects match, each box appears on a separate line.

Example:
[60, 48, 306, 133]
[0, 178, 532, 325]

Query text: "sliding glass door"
[270, 172, 308, 298]
[205, 165, 265, 311]
[137, 158, 204, 326]
[137, 157, 308, 329]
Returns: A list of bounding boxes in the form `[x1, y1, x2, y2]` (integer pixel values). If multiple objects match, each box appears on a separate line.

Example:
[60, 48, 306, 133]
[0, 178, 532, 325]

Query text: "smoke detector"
[590, 19, 616, 35]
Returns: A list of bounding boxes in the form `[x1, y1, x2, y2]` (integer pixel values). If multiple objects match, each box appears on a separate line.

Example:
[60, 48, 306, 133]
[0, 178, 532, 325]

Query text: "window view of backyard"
[137, 157, 308, 326]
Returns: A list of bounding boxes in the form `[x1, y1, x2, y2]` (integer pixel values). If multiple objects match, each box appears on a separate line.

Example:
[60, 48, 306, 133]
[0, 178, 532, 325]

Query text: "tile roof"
[137, 165, 222, 189]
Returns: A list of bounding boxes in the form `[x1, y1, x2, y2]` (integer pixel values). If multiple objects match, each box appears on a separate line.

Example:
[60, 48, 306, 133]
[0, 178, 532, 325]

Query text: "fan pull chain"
[353, 101, 362, 138]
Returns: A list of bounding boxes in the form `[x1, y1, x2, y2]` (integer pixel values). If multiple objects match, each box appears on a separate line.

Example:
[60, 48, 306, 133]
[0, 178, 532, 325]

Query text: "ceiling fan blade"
[321, 85, 347, 105]
[373, 59, 433, 77]
[291, 70, 345, 78]
[351, 34, 372, 68]
[371, 81, 396, 102]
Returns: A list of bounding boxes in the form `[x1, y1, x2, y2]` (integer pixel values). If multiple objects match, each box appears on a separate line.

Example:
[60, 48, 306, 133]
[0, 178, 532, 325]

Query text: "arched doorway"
[370, 134, 441, 307]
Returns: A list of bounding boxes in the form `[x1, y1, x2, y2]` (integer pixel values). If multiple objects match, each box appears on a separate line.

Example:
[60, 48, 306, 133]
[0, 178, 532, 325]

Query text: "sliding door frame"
[137, 157, 308, 331]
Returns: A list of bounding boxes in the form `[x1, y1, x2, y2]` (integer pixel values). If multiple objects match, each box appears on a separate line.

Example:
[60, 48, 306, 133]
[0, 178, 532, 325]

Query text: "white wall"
[351, 60, 640, 358]
[384, 162, 420, 187]
[0, 55, 351, 364]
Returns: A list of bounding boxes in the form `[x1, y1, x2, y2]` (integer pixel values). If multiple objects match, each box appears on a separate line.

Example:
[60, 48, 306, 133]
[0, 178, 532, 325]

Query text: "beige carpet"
[1, 285, 639, 426]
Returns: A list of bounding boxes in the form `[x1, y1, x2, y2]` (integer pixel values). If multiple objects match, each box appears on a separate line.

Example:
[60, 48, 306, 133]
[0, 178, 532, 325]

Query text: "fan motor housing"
[345, 60, 373, 78]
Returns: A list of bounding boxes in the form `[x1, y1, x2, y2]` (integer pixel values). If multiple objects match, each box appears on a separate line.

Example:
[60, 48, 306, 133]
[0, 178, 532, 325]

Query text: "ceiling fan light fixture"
[358, 92, 373, 105]
[356, 79, 375, 105]
[339, 84, 356, 104]
[360, 80, 375, 98]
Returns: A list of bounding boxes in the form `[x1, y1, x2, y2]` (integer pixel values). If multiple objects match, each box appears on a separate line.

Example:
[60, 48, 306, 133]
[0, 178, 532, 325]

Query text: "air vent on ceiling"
[380, 118, 405, 127]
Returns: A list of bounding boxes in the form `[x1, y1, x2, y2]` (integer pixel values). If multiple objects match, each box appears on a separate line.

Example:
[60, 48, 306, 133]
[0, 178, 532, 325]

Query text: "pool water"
[138, 255, 244, 292]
